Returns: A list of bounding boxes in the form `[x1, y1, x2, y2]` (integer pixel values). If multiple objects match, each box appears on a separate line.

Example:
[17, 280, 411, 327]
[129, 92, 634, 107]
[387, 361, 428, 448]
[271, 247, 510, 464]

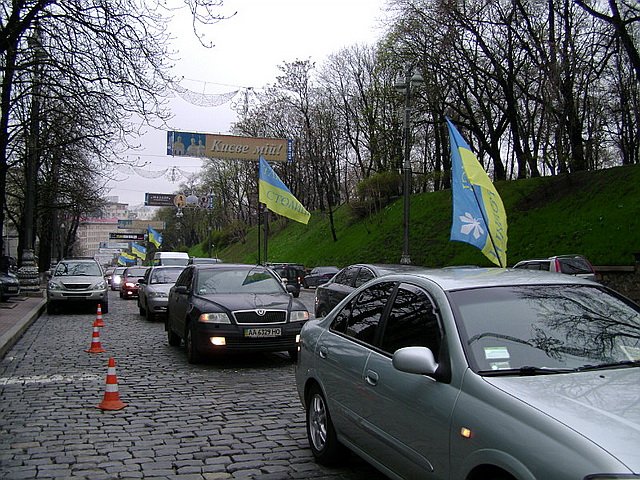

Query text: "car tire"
[138, 301, 145, 316]
[288, 348, 298, 361]
[46, 302, 56, 315]
[306, 385, 344, 465]
[146, 309, 155, 322]
[185, 322, 201, 364]
[102, 303, 109, 314]
[167, 325, 181, 346]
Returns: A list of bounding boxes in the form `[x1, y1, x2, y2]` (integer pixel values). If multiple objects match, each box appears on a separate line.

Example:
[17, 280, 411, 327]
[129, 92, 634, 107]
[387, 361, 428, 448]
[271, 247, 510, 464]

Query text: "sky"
[109, 0, 387, 206]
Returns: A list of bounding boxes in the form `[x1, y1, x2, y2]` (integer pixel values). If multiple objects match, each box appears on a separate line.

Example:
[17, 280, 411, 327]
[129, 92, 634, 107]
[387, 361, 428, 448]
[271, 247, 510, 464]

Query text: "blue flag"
[148, 226, 163, 248]
[131, 242, 147, 260]
[447, 118, 507, 267]
[258, 156, 310, 224]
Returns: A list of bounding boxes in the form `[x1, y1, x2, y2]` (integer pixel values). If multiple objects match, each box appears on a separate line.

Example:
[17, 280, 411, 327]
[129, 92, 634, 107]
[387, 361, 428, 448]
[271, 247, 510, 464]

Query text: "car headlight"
[290, 310, 310, 322]
[149, 291, 168, 298]
[48, 281, 61, 290]
[94, 280, 106, 289]
[198, 312, 231, 324]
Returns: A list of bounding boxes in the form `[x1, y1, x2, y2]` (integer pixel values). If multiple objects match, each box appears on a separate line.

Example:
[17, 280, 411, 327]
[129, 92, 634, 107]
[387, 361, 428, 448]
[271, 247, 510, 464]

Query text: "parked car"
[303, 266, 339, 288]
[165, 263, 309, 363]
[119, 265, 149, 299]
[513, 254, 597, 280]
[269, 263, 305, 298]
[137, 266, 185, 321]
[296, 267, 640, 479]
[109, 266, 126, 291]
[46, 257, 108, 314]
[314, 263, 419, 317]
[0, 269, 20, 302]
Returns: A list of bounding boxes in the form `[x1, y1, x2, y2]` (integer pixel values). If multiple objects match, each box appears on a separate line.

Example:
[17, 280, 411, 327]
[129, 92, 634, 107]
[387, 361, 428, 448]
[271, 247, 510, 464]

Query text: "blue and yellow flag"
[118, 252, 136, 265]
[148, 226, 163, 248]
[258, 156, 310, 224]
[447, 118, 507, 267]
[131, 242, 147, 260]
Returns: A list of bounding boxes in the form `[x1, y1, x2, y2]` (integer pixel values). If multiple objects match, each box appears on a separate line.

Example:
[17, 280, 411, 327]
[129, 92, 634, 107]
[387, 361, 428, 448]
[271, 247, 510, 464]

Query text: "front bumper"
[47, 289, 107, 302]
[192, 322, 304, 354]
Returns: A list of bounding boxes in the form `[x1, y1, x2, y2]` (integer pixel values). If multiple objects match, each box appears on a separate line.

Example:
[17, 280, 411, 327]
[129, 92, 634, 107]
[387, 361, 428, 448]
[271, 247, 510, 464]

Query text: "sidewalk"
[0, 292, 46, 359]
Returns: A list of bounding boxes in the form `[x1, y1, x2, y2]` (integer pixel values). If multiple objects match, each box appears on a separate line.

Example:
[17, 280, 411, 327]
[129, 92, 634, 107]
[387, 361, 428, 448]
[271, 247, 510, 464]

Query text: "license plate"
[244, 328, 281, 338]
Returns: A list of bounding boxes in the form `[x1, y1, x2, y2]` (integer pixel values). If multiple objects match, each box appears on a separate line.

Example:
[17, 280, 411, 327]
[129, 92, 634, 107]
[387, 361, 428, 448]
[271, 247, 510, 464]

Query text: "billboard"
[144, 193, 176, 207]
[109, 232, 146, 241]
[167, 131, 293, 163]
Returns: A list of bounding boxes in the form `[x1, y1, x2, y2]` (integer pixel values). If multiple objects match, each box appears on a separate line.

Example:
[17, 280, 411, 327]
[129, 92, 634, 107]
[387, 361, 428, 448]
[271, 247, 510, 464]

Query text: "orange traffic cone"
[97, 357, 127, 411]
[95, 303, 105, 327]
[84, 320, 106, 353]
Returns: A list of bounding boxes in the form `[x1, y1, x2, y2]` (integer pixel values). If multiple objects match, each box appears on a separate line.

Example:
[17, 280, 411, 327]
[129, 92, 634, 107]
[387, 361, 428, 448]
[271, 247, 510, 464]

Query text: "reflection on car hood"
[486, 368, 640, 470]
[148, 284, 174, 293]
[196, 293, 293, 311]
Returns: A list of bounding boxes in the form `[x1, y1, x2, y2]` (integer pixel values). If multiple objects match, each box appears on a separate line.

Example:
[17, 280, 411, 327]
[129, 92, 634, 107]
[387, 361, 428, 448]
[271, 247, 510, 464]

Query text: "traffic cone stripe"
[97, 357, 127, 411]
[85, 323, 106, 354]
[95, 304, 105, 327]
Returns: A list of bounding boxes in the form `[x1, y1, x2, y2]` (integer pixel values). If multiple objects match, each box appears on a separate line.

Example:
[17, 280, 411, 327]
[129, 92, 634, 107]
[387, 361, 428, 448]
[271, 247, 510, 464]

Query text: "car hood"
[148, 283, 174, 293]
[196, 293, 296, 311]
[486, 367, 640, 471]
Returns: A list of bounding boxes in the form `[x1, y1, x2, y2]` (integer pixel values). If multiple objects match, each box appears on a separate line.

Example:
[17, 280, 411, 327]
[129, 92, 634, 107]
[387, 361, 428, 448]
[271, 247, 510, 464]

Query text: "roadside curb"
[0, 298, 46, 359]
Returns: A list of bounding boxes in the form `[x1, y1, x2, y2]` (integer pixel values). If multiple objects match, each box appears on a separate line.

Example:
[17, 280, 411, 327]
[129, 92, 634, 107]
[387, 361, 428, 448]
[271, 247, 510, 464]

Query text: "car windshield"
[55, 262, 101, 276]
[150, 268, 183, 284]
[195, 268, 283, 295]
[450, 285, 640, 373]
[126, 267, 147, 277]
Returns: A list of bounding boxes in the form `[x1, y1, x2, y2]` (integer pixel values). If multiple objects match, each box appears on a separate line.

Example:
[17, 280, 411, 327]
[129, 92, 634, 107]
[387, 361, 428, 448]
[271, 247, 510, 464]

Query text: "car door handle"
[365, 369, 378, 386]
[319, 345, 328, 359]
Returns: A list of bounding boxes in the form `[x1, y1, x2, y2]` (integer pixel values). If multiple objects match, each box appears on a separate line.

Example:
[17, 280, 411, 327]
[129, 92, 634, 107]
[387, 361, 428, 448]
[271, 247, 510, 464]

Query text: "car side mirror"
[392, 347, 439, 377]
[174, 285, 188, 294]
[138, 279, 146, 284]
[286, 284, 296, 294]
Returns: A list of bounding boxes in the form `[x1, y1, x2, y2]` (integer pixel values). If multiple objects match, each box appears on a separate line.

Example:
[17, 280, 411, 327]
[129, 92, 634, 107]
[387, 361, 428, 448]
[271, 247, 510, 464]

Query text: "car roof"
[376, 267, 596, 292]
[345, 263, 425, 276]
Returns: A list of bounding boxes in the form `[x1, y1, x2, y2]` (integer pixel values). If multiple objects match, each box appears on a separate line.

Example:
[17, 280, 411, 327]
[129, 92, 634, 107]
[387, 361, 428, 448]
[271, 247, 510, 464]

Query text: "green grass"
[207, 164, 640, 268]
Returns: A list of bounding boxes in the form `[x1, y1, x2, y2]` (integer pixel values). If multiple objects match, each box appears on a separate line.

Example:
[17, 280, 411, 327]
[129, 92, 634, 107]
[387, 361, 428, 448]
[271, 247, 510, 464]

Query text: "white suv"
[513, 254, 597, 281]
[47, 258, 109, 314]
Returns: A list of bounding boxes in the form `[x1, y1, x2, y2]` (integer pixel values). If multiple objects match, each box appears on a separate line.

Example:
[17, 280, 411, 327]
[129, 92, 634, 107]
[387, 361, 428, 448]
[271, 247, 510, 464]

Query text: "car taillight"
[554, 258, 562, 273]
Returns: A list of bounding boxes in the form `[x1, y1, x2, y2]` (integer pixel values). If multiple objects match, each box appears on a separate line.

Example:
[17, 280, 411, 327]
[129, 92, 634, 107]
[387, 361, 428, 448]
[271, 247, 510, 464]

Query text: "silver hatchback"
[46, 258, 108, 314]
[295, 268, 640, 479]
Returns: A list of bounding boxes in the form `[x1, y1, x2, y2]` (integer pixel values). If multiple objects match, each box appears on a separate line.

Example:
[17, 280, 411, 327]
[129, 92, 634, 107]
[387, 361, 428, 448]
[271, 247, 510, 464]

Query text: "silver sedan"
[295, 267, 640, 480]
[137, 266, 185, 321]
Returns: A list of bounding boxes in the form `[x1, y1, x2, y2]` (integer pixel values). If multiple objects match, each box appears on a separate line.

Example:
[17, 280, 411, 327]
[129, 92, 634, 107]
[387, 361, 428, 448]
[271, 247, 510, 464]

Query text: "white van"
[152, 251, 189, 266]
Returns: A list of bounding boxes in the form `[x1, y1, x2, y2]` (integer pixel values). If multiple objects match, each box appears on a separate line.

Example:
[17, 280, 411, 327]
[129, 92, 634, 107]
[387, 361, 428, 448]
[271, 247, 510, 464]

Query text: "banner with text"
[167, 131, 293, 163]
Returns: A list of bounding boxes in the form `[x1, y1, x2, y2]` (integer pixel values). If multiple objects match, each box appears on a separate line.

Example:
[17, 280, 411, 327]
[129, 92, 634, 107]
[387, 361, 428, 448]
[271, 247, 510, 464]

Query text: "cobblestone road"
[0, 290, 387, 479]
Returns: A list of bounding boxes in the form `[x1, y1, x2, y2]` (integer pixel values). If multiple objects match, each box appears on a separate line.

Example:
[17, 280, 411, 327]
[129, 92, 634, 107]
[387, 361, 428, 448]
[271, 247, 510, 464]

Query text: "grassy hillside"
[202, 164, 640, 268]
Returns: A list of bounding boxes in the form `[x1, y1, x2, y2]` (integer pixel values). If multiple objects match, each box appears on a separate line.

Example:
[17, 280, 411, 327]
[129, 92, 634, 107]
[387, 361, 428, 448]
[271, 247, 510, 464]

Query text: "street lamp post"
[395, 65, 423, 265]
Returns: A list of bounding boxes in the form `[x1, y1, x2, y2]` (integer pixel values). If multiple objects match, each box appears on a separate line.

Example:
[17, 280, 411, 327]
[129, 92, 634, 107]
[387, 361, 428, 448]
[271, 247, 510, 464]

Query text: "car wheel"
[138, 301, 145, 316]
[167, 324, 181, 346]
[288, 348, 298, 361]
[102, 303, 109, 314]
[185, 322, 201, 364]
[46, 302, 56, 315]
[146, 308, 155, 322]
[306, 384, 345, 465]
[119, 291, 124, 299]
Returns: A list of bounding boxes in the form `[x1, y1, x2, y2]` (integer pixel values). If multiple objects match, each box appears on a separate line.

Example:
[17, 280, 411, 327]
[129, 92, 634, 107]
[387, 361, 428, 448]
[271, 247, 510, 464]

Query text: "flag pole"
[257, 161, 261, 265]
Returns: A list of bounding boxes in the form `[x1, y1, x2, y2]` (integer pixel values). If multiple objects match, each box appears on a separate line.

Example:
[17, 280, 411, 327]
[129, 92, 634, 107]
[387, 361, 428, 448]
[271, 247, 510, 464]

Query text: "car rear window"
[558, 258, 594, 274]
